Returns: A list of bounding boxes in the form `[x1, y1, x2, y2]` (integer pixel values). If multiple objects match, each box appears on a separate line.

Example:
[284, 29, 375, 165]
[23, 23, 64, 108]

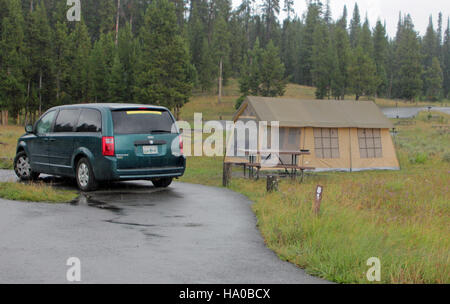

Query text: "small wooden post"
[222, 162, 232, 187]
[313, 185, 324, 215]
[266, 175, 278, 192]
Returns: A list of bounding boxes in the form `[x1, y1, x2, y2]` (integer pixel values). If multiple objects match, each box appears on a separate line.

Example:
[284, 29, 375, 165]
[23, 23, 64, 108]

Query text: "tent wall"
[300, 127, 351, 170]
[350, 128, 399, 170]
[299, 127, 399, 171]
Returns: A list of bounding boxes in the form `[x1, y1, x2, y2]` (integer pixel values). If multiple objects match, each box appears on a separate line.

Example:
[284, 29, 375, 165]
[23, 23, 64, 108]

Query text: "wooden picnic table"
[238, 149, 313, 181]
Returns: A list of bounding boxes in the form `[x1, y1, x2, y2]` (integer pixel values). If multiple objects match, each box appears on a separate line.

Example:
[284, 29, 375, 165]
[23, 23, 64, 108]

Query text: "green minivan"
[14, 104, 185, 191]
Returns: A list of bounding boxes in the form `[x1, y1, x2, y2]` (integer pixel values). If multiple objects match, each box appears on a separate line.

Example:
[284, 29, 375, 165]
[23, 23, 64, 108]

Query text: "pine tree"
[212, 15, 231, 102]
[283, 0, 294, 20]
[239, 38, 285, 98]
[360, 17, 373, 57]
[187, 0, 209, 89]
[53, 21, 70, 104]
[68, 20, 91, 103]
[261, 0, 280, 43]
[117, 22, 139, 102]
[108, 52, 127, 103]
[422, 16, 439, 95]
[424, 57, 443, 101]
[349, 3, 361, 48]
[228, 13, 246, 76]
[90, 32, 115, 103]
[443, 18, 450, 98]
[437, 12, 443, 62]
[198, 38, 216, 91]
[28, 0, 52, 114]
[98, 0, 116, 35]
[394, 15, 423, 101]
[312, 21, 334, 99]
[0, 0, 26, 123]
[332, 24, 351, 99]
[347, 46, 378, 100]
[373, 20, 389, 97]
[281, 18, 302, 83]
[336, 5, 347, 30]
[248, 38, 263, 95]
[259, 40, 287, 97]
[300, 1, 322, 86]
[135, 0, 194, 117]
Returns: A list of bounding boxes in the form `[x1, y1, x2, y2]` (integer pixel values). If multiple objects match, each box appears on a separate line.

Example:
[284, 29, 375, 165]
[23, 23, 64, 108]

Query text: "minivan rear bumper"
[116, 166, 185, 180]
[94, 155, 186, 181]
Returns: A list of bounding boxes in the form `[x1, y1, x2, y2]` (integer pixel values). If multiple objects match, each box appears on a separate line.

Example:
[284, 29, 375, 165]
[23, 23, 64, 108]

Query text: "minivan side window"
[36, 111, 56, 135]
[54, 109, 80, 133]
[76, 109, 102, 133]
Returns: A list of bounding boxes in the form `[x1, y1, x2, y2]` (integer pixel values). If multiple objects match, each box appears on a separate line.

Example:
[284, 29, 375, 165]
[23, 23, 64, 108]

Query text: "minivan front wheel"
[14, 151, 39, 181]
[76, 158, 98, 192]
[152, 177, 173, 188]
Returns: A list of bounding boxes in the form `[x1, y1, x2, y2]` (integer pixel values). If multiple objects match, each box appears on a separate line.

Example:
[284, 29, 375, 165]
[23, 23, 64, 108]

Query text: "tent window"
[314, 128, 340, 159]
[358, 129, 382, 158]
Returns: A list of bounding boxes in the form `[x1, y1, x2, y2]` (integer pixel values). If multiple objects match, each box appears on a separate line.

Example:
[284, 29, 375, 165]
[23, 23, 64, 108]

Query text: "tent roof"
[235, 96, 393, 129]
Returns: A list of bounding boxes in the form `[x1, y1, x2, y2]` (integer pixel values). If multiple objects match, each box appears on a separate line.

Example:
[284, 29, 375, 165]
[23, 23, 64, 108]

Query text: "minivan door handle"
[49, 138, 56, 142]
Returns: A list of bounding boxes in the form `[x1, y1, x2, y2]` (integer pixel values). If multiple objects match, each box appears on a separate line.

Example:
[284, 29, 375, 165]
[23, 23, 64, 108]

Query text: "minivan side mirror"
[25, 124, 34, 134]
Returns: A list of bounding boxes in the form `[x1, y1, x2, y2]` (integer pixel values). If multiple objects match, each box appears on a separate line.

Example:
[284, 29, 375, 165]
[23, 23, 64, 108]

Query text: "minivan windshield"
[111, 109, 176, 135]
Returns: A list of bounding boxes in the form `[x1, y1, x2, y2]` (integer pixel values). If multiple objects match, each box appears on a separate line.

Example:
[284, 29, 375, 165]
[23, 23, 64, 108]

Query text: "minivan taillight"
[179, 136, 184, 155]
[102, 137, 115, 156]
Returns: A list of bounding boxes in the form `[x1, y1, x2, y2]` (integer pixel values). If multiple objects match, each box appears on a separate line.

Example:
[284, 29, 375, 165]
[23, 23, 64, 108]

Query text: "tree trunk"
[115, 0, 121, 45]
[222, 162, 232, 187]
[25, 80, 30, 124]
[218, 57, 223, 104]
[266, 175, 279, 192]
[130, 13, 133, 32]
[39, 69, 43, 115]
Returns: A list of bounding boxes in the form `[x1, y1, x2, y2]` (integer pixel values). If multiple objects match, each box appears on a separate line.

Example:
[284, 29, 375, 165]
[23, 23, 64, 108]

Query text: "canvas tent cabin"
[225, 96, 400, 172]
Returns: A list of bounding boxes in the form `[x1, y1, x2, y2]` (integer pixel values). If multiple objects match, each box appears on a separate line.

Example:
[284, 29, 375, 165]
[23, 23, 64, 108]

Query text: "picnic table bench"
[395, 120, 416, 126]
[432, 125, 450, 134]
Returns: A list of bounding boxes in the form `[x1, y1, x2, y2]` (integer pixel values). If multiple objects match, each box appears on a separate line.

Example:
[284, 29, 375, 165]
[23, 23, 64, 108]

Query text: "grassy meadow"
[0, 83, 449, 282]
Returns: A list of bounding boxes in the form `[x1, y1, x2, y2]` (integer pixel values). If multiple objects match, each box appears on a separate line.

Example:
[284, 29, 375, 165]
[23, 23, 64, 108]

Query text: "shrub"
[235, 95, 246, 110]
[443, 152, 450, 163]
[410, 153, 428, 164]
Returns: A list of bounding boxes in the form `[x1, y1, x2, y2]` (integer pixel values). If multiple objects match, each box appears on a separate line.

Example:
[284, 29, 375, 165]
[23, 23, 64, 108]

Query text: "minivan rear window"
[111, 109, 176, 135]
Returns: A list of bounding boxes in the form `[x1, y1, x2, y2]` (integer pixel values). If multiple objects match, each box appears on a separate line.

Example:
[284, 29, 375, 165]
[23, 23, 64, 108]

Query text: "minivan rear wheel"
[76, 158, 98, 192]
[14, 151, 39, 181]
[152, 177, 172, 188]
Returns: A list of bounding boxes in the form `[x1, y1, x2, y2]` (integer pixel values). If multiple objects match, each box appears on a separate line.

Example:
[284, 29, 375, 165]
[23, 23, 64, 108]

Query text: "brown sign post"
[313, 185, 324, 215]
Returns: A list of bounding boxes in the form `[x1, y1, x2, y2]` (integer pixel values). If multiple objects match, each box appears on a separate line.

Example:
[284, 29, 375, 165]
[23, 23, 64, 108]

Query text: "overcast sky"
[232, 0, 450, 38]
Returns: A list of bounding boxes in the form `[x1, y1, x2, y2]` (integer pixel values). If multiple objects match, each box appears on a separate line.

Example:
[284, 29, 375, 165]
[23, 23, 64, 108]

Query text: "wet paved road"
[381, 107, 450, 118]
[0, 170, 325, 284]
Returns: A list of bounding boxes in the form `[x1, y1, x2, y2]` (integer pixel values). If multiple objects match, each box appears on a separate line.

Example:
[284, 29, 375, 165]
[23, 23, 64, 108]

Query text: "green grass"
[0, 182, 78, 203]
[0, 125, 24, 169]
[180, 111, 450, 284]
